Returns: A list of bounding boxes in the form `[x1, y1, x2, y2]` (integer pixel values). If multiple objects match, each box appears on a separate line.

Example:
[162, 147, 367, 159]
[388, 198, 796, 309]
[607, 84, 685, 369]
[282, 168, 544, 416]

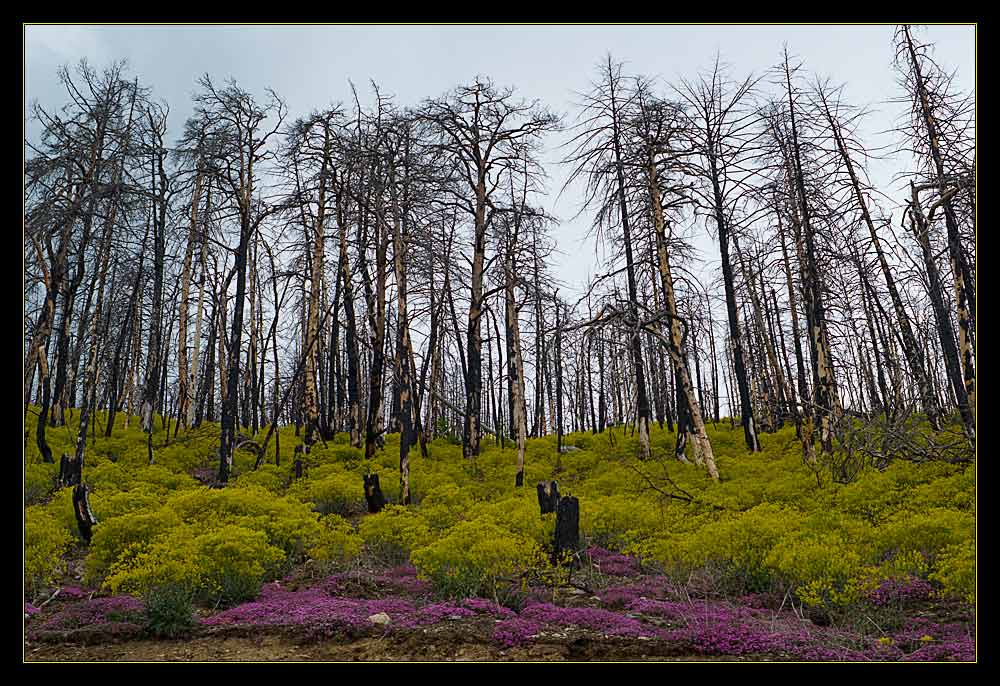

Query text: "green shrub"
[143, 583, 197, 638]
[476, 492, 554, 548]
[581, 494, 662, 550]
[875, 508, 974, 565]
[309, 514, 364, 562]
[86, 508, 181, 584]
[418, 482, 472, 531]
[234, 464, 288, 494]
[765, 531, 864, 608]
[667, 503, 803, 593]
[25, 462, 57, 504]
[165, 486, 328, 561]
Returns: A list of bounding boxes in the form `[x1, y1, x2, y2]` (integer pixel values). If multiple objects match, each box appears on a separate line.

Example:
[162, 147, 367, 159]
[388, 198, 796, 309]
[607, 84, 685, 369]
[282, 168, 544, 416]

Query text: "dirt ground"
[24, 632, 749, 662]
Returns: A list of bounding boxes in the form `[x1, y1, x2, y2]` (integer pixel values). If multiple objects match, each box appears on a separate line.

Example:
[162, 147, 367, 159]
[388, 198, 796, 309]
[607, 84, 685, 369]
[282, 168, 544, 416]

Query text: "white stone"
[368, 612, 391, 627]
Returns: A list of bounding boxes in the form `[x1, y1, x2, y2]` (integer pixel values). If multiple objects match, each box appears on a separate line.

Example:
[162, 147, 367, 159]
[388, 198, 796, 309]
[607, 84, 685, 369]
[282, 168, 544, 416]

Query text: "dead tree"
[676, 57, 763, 452]
[562, 56, 654, 458]
[421, 77, 559, 461]
[190, 75, 287, 483]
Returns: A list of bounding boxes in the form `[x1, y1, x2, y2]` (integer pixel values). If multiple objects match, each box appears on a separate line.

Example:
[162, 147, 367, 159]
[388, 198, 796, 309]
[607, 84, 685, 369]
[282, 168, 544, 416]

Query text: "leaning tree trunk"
[902, 26, 975, 428]
[647, 161, 717, 478]
[908, 184, 974, 447]
[823, 103, 940, 428]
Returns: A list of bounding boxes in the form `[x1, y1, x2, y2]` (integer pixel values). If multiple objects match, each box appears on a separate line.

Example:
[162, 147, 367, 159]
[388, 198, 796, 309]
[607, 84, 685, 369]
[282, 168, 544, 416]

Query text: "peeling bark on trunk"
[335, 172, 363, 449]
[783, 63, 840, 454]
[463, 176, 488, 460]
[646, 160, 717, 478]
[176, 168, 204, 433]
[820, 96, 940, 429]
[901, 26, 975, 428]
[908, 184, 974, 447]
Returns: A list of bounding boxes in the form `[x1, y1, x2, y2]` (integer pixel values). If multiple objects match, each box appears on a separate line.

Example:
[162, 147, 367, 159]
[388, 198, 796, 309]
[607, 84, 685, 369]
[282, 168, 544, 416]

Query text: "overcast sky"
[24, 24, 975, 297]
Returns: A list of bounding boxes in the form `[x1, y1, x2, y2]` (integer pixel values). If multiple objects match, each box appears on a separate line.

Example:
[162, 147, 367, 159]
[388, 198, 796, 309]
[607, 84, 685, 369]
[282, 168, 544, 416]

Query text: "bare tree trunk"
[908, 183, 974, 446]
[647, 160, 716, 477]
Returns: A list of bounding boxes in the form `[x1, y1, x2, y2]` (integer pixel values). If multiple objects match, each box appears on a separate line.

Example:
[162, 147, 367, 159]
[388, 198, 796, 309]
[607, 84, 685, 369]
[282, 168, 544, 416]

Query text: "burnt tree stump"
[73, 484, 98, 544]
[537, 480, 560, 514]
[58, 453, 82, 488]
[364, 473, 386, 514]
[294, 459, 303, 479]
[553, 496, 580, 566]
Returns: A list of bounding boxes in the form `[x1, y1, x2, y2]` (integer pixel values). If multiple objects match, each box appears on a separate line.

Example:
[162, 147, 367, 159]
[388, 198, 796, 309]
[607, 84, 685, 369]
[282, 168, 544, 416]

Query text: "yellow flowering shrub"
[931, 541, 975, 604]
[359, 505, 433, 562]
[308, 514, 364, 562]
[581, 494, 663, 550]
[25, 506, 73, 596]
[765, 531, 865, 607]
[25, 462, 57, 504]
[103, 524, 285, 604]
[411, 518, 548, 598]
[667, 503, 804, 592]
[165, 486, 327, 560]
[874, 508, 974, 563]
[288, 468, 364, 515]
[86, 508, 182, 584]
[233, 463, 288, 493]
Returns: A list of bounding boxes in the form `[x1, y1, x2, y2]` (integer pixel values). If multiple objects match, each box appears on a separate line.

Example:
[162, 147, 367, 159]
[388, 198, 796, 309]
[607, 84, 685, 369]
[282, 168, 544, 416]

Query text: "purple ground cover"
[520, 602, 656, 638]
[26, 572, 974, 661]
[868, 576, 934, 606]
[586, 546, 643, 577]
[203, 581, 515, 636]
[314, 565, 433, 598]
[58, 585, 87, 599]
[199, 574, 973, 660]
[27, 595, 145, 641]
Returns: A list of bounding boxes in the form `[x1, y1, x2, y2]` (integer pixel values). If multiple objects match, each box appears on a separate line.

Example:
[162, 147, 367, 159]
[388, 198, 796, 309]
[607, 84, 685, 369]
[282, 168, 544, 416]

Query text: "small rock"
[368, 612, 391, 627]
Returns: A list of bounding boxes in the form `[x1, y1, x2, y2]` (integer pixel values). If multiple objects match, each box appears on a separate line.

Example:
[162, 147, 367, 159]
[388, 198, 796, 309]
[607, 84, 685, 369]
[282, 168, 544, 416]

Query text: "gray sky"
[24, 24, 975, 297]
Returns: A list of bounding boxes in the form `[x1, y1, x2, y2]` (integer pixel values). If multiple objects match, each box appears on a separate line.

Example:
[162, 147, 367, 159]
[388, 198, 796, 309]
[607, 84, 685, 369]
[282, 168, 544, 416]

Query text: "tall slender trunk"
[335, 174, 363, 448]
[908, 184, 974, 446]
[609, 78, 651, 458]
[902, 26, 975, 426]
[647, 159, 716, 477]
[176, 168, 204, 432]
[709, 142, 759, 452]
[783, 62, 840, 453]
[820, 96, 940, 428]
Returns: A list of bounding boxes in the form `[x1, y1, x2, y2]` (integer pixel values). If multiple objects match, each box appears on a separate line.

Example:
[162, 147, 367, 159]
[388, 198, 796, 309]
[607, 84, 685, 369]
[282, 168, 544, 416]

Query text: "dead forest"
[25, 27, 975, 502]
